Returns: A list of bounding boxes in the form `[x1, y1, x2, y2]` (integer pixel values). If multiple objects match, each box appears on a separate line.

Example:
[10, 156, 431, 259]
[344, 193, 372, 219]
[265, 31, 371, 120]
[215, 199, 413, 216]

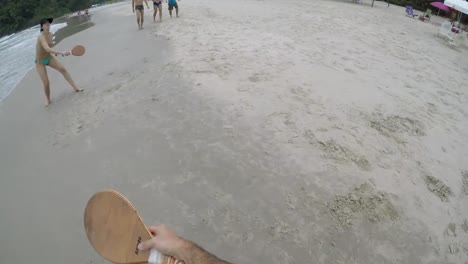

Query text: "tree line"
[390, 0, 439, 10]
[0, 0, 456, 37]
[386, 0, 462, 20]
[0, 0, 106, 37]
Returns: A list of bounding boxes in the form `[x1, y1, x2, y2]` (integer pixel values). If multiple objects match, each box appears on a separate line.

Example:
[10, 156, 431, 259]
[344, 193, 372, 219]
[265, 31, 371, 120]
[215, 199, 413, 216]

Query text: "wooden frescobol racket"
[84, 190, 183, 264]
[70, 45, 85, 56]
[57, 45, 86, 57]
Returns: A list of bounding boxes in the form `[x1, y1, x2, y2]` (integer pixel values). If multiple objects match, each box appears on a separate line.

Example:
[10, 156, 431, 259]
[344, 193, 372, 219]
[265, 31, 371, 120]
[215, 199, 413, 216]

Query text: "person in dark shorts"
[152, 0, 162, 22]
[168, 0, 179, 18]
[132, 0, 150, 30]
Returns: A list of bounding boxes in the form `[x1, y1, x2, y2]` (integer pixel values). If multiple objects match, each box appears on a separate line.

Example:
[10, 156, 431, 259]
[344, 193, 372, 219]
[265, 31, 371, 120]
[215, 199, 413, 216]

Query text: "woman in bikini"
[36, 18, 82, 106]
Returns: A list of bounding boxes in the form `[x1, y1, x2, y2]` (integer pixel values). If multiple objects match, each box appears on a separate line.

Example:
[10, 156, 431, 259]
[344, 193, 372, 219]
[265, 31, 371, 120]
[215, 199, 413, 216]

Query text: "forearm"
[40, 38, 63, 55]
[179, 240, 231, 264]
[46, 48, 63, 55]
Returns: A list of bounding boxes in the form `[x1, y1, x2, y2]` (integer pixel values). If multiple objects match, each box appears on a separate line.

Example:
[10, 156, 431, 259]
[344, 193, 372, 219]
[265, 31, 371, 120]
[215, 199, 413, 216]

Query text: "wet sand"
[1, 0, 468, 263]
[0, 14, 93, 102]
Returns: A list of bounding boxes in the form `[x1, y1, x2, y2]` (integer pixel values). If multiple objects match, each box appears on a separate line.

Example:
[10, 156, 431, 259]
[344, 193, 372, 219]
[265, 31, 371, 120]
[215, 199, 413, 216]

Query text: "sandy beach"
[1, 0, 468, 263]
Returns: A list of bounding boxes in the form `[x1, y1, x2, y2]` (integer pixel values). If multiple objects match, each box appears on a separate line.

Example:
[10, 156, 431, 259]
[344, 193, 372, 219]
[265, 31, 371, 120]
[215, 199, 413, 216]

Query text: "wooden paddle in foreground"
[84, 190, 183, 264]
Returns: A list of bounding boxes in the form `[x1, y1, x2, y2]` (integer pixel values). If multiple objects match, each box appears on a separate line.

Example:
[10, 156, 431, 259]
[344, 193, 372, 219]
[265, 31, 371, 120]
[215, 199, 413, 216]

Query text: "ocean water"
[0, 15, 94, 102]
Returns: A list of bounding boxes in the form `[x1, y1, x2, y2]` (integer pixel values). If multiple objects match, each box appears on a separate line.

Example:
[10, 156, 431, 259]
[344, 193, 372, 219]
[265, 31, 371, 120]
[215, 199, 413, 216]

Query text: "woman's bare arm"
[39, 35, 66, 56]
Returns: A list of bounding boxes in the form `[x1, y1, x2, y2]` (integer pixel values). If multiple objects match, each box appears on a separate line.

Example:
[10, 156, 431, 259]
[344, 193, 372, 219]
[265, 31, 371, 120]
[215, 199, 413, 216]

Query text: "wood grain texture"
[84, 190, 151, 264]
[71, 45, 85, 56]
[84, 190, 183, 264]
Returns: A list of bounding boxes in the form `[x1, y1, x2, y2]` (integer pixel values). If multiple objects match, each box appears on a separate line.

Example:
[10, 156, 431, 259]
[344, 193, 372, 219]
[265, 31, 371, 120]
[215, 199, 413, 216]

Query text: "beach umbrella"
[431, 2, 451, 15]
[444, 0, 468, 22]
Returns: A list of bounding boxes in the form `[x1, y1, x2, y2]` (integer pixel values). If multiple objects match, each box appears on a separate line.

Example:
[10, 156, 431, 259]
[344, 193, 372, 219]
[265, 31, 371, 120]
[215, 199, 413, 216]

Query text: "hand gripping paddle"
[57, 45, 86, 57]
[84, 190, 183, 264]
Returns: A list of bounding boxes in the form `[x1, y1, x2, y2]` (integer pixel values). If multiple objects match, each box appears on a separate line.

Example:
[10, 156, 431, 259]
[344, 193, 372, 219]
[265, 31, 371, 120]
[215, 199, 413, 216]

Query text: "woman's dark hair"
[40, 18, 53, 32]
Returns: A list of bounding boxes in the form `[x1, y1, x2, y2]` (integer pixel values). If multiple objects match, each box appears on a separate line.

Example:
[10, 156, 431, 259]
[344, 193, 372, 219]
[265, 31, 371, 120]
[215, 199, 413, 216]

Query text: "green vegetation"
[0, 0, 106, 37]
[387, 0, 444, 11]
[0, 0, 453, 37]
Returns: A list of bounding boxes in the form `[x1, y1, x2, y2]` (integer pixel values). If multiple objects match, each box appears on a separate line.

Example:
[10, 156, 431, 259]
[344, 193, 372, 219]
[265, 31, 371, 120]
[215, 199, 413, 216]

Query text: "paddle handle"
[160, 254, 183, 264]
[54, 51, 71, 57]
[148, 248, 184, 264]
[145, 226, 184, 264]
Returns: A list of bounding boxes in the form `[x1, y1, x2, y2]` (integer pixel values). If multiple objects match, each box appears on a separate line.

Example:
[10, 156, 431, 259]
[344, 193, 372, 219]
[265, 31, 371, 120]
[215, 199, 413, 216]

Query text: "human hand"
[138, 225, 189, 260]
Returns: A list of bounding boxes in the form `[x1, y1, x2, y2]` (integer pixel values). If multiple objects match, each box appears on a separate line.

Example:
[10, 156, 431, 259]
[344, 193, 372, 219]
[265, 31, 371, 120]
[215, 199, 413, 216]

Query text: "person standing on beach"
[133, 0, 150, 30]
[152, 0, 163, 22]
[168, 0, 179, 18]
[35, 18, 82, 106]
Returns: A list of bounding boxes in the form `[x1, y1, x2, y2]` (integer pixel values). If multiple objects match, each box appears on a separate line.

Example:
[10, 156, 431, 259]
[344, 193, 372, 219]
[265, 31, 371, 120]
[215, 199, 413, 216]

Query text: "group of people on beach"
[77, 9, 90, 16]
[34, 0, 180, 106]
[133, 0, 180, 30]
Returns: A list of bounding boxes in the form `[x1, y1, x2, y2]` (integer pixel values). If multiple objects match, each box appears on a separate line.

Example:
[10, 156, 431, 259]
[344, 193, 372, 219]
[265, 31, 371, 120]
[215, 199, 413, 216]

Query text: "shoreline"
[0, 0, 125, 38]
[0, 2, 125, 103]
[1, 0, 468, 263]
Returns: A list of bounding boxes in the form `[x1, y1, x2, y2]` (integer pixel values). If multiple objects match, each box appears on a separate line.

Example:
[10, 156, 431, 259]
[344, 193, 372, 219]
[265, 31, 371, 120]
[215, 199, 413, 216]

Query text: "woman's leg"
[36, 63, 51, 106]
[48, 57, 82, 92]
[158, 5, 162, 21]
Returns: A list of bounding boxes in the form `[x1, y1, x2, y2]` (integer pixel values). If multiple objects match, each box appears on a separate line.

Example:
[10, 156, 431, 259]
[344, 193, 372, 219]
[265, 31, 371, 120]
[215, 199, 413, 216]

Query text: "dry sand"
[1, 0, 468, 263]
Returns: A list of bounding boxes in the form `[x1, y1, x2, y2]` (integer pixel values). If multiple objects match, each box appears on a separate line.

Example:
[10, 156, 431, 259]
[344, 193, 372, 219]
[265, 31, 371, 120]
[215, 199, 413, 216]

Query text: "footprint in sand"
[324, 183, 400, 228]
[344, 68, 356, 74]
[423, 175, 453, 202]
[175, 170, 195, 184]
[266, 112, 294, 131]
[303, 130, 371, 171]
[264, 112, 299, 143]
[445, 223, 457, 237]
[106, 83, 123, 93]
[76, 124, 84, 133]
[461, 171, 468, 195]
[365, 112, 426, 142]
[462, 219, 468, 233]
[248, 76, 260, 82]
[236, 86, 250, 92]
[443, 222, 468, 257]
[426, 103, 438, 115]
